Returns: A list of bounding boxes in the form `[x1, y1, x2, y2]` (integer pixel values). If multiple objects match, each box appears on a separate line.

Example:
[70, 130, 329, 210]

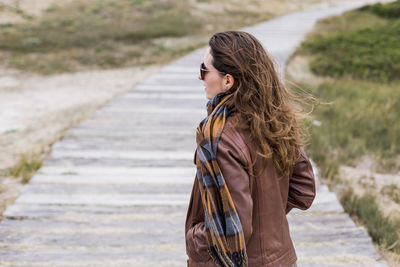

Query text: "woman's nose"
[198, 74, 202, 80]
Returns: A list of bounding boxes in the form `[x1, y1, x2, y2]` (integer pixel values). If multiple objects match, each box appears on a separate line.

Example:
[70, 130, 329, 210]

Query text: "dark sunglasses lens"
[200, 63, 205, 80]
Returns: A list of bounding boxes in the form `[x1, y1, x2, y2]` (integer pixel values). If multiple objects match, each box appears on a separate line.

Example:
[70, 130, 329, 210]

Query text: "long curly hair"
[209, 31, 306, 178]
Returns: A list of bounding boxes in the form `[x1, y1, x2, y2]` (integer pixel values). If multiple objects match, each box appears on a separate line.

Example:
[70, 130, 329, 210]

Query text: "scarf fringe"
[209, 245, 248, 267]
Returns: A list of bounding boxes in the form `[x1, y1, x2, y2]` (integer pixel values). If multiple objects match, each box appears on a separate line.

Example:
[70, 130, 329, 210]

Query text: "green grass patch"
[301, 2, 400, 83]
[307, 9, 388, 38]
[341, 189, 400, 253]
[302, 20, 400, 82]
[3, 154, 43, 184]
[359, 0, 400, 19]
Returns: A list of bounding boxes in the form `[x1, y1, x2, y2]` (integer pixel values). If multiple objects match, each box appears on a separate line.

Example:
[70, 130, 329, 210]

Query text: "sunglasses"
[200, 62, 226, 80]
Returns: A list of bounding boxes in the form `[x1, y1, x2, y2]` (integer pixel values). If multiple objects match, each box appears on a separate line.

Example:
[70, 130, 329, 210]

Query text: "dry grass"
[287, 1, 400, 263]
[381, 184, 400, 205]
[3, 153, 42, 184]
[0, 0, 204, 73]
[341, 189, 400, 254]
[0, 0, 327, 74]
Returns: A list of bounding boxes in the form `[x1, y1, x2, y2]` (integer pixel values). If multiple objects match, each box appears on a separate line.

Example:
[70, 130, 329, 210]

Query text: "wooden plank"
[0, 247, 187, 266]
[291, 227, 371, 243]
[295, 243, 380, 258]
[30, 175, 194, 186]
[48, 150, 194, 161]
[15, 193, 190, 206]
[0, 218, 184, 233]
[43, 157, 194, 168]
[37, 166, 194, 176]
[0, 232, 184, 247]
[20, 183, 192, 194]
[123, 92, 204, 100]
[288, 213, 356, 229]
[132, 84, 201, 92]
[3, 204, 186, 220]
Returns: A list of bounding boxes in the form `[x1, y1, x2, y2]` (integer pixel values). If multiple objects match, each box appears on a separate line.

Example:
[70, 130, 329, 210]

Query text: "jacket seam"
[222, 125, 251, 168]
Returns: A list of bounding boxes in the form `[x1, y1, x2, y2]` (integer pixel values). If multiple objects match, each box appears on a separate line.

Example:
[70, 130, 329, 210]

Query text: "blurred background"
[0, 0, 399, 265]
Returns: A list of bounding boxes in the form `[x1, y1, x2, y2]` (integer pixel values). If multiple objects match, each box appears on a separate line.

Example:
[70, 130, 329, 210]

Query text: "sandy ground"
[0, 0, 76, 24]
[340, 157, 400, 220]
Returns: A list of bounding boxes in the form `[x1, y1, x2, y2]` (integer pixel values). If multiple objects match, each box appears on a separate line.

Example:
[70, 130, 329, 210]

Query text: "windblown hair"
[209, 31, 305, 178]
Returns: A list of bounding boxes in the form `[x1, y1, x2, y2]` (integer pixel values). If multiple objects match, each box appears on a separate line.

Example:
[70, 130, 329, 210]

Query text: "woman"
[185, 31, 316, 267]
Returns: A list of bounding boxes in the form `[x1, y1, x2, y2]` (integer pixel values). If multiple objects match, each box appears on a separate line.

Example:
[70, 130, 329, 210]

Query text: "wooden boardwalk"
[0, 2, 389, 267]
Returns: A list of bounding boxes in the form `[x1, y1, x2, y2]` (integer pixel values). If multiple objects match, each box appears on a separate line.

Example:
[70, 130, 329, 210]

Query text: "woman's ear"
[223, 74, 235, 91]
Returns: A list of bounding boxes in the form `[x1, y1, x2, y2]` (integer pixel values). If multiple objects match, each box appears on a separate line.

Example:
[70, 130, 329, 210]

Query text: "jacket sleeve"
[217, 129, 253, 244]
[286, 147, 316, 214]
[185, 128, 253, 262]
[186, 220, 213, 264]
[185, 157, 213, 263]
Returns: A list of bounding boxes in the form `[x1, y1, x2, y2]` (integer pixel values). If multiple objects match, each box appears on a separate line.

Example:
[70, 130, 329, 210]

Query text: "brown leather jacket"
[185, 116, 316, 266]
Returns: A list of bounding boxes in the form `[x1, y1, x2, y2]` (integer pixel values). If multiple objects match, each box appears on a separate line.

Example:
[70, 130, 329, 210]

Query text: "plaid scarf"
[195, 92, 248, 267]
